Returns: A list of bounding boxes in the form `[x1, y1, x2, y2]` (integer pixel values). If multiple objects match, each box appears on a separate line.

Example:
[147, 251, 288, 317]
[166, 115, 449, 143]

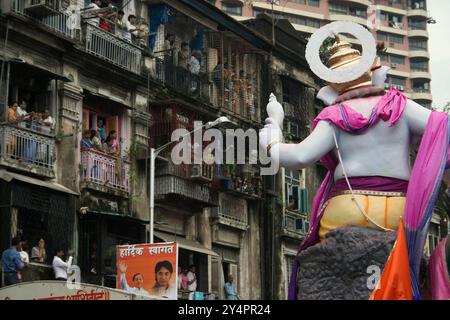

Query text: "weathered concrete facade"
[0, 0, 277, 298]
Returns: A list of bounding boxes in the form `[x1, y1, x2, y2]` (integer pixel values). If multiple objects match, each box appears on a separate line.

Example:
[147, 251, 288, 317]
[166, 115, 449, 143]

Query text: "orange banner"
[117, 243, 178, 300]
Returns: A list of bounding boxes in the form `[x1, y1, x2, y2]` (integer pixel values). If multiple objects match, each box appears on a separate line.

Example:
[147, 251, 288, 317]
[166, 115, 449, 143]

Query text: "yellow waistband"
[332, 190, 406, 198]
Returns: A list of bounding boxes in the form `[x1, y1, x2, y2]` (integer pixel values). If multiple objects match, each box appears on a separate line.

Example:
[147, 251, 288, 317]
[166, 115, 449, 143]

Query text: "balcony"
[211, 207, 248, 231]
[408, 28, 429, 38]
[341, 0, 371, 7]
[80, 149, 130, 195]
[409, 49, 430, 59]
[407, 9, 429, 17]
[215, 164, 262, 200]
[0, 123, 55, 178]
[328, 14, 368, 26]
[410, 91, 432, 101]
[151, 58, 211, 104]
[155, 162, 217, 208]
[409, 70, 431, 79]
[282, 210, 309, 239]
[9, 0, 78, 39]
[82, 23, 142, 74]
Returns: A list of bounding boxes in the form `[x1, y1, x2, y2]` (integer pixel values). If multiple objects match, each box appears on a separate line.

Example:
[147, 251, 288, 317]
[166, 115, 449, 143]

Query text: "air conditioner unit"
[190, 164, 213, 182]
[25, 0, 59, 16]
[384, 83, 391, 89]
[391, 63, 398, 69]
[398, 85, 405, 91]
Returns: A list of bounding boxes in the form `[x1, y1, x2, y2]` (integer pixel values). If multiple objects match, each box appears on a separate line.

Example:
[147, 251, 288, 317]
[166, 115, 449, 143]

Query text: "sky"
[428, 0, 450, 110]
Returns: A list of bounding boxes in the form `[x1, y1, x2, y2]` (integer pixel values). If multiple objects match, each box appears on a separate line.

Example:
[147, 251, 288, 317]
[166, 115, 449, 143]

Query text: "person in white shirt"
[188, 51, 201, 75]
[124, 15, 138, 43]
[187, 264, 197, 292]
[119, 262, 150, 296]
[85, 0, 102, 27]
[52, 249, 73, 281]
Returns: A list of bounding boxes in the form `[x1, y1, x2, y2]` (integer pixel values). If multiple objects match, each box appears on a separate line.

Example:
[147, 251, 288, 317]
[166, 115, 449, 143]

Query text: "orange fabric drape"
[370, 217, 413, 300]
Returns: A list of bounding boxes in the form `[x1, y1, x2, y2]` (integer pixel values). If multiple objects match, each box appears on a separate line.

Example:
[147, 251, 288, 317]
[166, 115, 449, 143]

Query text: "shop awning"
[154, 231, 219, 257]
[83, 90, 133, 110]
[0, 169, 79, 196]
[2, 57, 72, 82]
[86, 210, 149, 224]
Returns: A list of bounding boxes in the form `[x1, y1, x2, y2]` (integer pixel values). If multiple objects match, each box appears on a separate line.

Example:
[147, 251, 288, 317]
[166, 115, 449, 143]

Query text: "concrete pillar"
[185, 215, 196, 241]
[198, 207, 212, 249]
[10, 207, 18, 239]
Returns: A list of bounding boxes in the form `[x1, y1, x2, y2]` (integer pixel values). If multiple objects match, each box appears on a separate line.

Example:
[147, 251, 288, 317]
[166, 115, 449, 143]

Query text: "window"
[389, 76, 406, 87]
[285, 169, 301, 211]
[378, 32, 403, 44]
[409, 39, 427, 50]
[410, 60, 428, 72]
[308, 0, 320, 7]
[222, 3, 242, 16]
[329, 3, 347, 15]
[377, 32, 388, 42]
[390, 55, 405, 65]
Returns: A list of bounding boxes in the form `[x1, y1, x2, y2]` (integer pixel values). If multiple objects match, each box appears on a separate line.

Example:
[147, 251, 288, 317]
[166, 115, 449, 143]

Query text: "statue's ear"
[372, 66, 390, 87]
[317, 86, 338, 105]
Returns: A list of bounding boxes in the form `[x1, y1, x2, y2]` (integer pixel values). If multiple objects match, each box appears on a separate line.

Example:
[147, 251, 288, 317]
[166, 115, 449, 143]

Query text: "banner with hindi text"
[117, 242, 178, 300]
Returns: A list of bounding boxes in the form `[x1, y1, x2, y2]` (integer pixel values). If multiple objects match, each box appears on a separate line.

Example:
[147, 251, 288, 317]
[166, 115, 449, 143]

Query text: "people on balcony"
[81, 129, 96, 149]
[31, 238, 47, 264]
[124, 14, 138, 43]
[103, 130, 119, 156]
[178, 42, 190, 70]
[188, 51, 201, 76]
[115, 9, 126, 38]
[85, 0, 102, 27]
[97, 119, 106, 143]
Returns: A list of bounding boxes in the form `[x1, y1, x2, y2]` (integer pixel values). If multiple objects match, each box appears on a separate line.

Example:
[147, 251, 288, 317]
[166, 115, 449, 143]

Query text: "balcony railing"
[152, 58, 211, 103]
[283, 210, 309, 236]
[83, 23, 142, 74]
[211, 209, 248, 230]
[154, 162, 217, 206]
[11, 0, 78, 39]
[0, 123, 55, 173]
[81, 149, 130, 193]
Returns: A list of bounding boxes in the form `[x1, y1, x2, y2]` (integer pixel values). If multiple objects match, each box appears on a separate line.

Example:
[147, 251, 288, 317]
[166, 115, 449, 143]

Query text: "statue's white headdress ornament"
[305, 21, 377, 84]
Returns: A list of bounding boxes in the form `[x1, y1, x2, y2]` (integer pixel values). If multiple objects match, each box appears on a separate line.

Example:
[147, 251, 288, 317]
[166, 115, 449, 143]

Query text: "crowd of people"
[5, 101, 55, 133]
[81, 120, 120, 157]
[177, 265, 197, 292]
[1, 236, 73, 286]
[85, 0, 148, 47]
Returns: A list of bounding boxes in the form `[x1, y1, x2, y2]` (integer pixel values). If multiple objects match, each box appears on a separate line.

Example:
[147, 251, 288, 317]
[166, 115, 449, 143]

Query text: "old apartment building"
[0, 0, 321, 299]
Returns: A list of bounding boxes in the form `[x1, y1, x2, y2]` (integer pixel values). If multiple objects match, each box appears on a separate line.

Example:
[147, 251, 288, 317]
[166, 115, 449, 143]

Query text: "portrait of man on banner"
[117, 243, 178, 300]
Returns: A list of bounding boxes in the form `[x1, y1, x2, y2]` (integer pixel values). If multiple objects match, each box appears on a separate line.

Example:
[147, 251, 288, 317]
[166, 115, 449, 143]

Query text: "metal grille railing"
[0, 123, 55, 169]
[84, 23, 142, 74]
[81, 149, 130, 193]
[283, 211, 309, 235]
[11, 0, 78, 39]
[152, 58, 211, 103]
[216, 212, 247, 229]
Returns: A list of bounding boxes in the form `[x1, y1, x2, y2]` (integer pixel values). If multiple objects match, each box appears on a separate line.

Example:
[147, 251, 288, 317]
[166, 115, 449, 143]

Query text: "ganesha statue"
[259, 21, 450, 300]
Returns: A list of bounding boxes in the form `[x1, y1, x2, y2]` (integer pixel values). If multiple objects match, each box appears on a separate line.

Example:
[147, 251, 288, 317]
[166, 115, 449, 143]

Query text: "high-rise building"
[214, 0, 433, 108]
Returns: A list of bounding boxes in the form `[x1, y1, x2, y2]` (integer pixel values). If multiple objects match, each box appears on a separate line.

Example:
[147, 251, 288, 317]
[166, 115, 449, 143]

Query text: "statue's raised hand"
[259, 117, 283, 152]
[266, 93, 284, 128]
